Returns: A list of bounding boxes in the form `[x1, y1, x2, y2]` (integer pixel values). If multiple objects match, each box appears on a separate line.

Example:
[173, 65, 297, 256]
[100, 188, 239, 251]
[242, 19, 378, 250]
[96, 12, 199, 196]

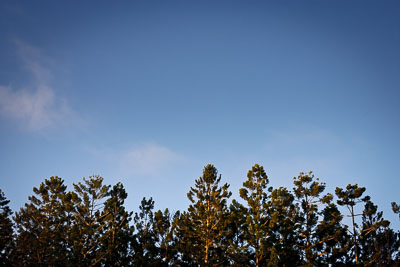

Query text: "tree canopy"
[1, 164, 399, 266]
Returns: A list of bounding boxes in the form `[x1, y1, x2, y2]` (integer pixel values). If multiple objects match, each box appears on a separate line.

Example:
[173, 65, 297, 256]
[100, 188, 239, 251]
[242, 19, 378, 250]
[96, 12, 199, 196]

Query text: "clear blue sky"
[0, 1, 399, 228]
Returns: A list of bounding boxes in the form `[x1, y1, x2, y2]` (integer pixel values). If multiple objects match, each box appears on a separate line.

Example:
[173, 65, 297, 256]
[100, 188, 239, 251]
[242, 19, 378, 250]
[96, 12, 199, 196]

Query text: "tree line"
[1, 164, 400, 266]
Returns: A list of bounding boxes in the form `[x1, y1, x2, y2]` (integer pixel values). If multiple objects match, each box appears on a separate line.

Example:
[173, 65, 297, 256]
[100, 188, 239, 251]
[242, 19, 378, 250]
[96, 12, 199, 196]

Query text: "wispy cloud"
[0, 40, 78, 132]
[119, 143, 182, 176]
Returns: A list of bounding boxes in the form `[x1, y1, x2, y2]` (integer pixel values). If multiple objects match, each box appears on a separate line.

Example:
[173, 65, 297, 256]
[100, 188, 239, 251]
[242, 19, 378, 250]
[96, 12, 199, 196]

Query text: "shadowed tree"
[69, 175, 110, 266]
[373, 227, 400, 265]
[292, 171, 334, 266]
[225, 199, 250, 266]
[391, 201, 400, 263]
[335, 184, 389, 265]
[133, 197, 158, 266]
[14, 176, 73, 266]
[316, 201, 349, 264]
[152, 208, 179, 266]
[0, 188, 14, 266]
[358, 200, 391, 265]
[335, 184, 368, 264]
[268, 187, 300, 266]
[100, 182, 134, 266]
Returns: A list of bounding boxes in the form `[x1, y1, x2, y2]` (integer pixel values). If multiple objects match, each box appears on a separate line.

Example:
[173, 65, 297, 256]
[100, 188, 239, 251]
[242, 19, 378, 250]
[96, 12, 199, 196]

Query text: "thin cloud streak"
[0, 40, 79, 132]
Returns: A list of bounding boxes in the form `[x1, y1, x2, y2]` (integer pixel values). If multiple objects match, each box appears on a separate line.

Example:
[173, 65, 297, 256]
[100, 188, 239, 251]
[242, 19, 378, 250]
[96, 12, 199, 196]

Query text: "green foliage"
[316, 202, 349, 264]
[225, 199, 250, 266]
[177, 164, 232, 266]
[359, 200, 392, 265]
[268, 187, 301, 266]
[335, 184, 367, 264]
[14, 176, 73, 266]
[101, 182, 134, 266]
[239, 164, 273, 267]
[292, 171, 333, 265]
[70, 175, 111, 266]
[153, 208, 179, 266]
[133, 197, 158, 266]
[335, 184, 390, 265]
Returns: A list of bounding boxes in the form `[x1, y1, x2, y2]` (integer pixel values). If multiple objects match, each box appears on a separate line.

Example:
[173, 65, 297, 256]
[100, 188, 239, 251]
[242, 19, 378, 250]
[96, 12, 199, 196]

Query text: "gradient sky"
[0, 1, 399, 228]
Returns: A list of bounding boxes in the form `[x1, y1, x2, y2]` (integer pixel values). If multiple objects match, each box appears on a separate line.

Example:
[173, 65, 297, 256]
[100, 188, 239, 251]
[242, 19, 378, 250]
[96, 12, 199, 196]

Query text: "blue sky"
[0, 1, 399, 228]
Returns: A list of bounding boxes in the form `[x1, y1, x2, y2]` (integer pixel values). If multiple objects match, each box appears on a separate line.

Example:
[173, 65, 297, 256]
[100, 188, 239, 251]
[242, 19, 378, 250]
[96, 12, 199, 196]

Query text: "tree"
[70, 175, 110, 266]
[335, 184, 388, 265]
[358, 200, 391, 265]
[292, 171, 333, 265]
[316, 201, 349, 264]
[268, 187, 301, 266]
[14, 176, 73, 266]
[335, 184, 368, 264]
[238, 164, 273, 267]
[177, 164, 232, 266]
[225, 199, 250, 266]
[101, 182, 134, 266]
[133, 197, 158, 266]
[372, 227, 400, 265]
[0, 188, 14, 266]
[153, 208, 179, 266]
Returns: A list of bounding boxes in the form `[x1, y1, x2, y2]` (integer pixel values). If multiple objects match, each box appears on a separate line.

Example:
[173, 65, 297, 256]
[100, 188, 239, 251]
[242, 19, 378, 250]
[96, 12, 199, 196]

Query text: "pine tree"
[133, 197, 158, 266]
[177, 164, 232, 266]
[316, 201, 349, 264]
[373, 227, 400, 265]
[268, 187, 301, 266]
[101, 182, 134, 266]
[358, 200, 390, 265]
[292, 171, 333, 265]
[335, 184, 388, 265]
[152, 208, 179, 266]
[225, 199, 249, 266]
[70, 175, 110, 266]
[14, 176, 73, 266]
[238, 164, 273, 267]
[0, 188, 14, 266]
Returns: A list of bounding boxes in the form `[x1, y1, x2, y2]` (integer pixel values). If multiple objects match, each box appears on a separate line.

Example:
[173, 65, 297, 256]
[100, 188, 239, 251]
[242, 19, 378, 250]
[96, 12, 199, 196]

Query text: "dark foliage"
[0, 189, 14, 266]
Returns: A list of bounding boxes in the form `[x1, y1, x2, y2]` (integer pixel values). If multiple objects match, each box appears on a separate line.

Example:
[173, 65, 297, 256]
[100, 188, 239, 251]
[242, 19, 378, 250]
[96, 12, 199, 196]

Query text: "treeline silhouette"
[1, 164, 400, 266]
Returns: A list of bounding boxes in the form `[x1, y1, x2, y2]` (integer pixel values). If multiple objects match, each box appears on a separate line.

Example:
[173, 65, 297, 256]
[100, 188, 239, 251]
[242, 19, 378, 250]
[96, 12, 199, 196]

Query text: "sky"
[0, 0, 399, 228]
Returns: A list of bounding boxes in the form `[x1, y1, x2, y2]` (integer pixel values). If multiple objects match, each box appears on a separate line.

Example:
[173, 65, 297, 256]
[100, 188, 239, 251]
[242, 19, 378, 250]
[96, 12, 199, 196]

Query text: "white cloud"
[0, 40, 78, 132]
[0, 84, 74, 131]
[119, 143, 182, 176]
